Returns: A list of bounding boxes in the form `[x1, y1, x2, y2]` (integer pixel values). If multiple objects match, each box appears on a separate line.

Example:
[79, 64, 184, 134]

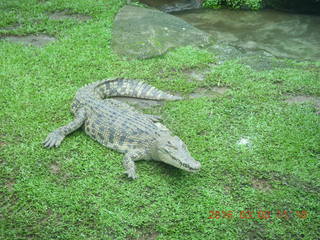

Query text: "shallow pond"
[172, 9, 320, 61]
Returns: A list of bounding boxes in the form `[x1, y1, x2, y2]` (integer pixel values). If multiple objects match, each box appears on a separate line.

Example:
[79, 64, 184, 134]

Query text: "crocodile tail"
[95, 78, 182, 100]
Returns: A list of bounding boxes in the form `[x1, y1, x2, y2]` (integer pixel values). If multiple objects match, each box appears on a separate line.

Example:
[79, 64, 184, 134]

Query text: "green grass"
[1, 0, 319, 239]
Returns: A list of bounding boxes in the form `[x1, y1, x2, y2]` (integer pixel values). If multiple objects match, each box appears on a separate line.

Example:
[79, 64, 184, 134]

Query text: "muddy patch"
[113, 97, 164, 109]
[189, 86, 229, 98]
[185, 69, 211, 82]
[137, 231, 159, 240]
[5, 180, 16, 192]
[244, 223, 266, 240]
[0, 24, 20, 31]
[2, 34, 56, 47]
[239, 55, 293, 71]
[252, 178, 272, 192]
[40, 209, 53, 224]
[285, 95, 320, 114]
[48, 11, 91, 21]
[249, 169, 320, 194]
[184, 63, 216, 82]
[49, 162, 71, 184]
[49, 162, 60, 174]
[223, 185, 232, 194]
[187, 70, 207, 81]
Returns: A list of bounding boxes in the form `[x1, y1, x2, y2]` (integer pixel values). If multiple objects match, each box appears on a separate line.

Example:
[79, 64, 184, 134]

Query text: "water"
[173, 9, 320, 61]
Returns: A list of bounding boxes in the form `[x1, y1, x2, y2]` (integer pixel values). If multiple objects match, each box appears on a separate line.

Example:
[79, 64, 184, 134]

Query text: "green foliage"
[243, 0, 263, 9]
[203, 0, 263, 10]
[203, 0, 223, 9]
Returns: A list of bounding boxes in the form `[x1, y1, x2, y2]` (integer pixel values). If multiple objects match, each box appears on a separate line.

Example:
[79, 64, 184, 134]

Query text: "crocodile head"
[156, 136, 201, 172]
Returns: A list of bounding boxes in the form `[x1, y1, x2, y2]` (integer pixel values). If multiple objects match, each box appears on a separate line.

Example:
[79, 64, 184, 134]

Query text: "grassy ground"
[1, 0, 319, 239]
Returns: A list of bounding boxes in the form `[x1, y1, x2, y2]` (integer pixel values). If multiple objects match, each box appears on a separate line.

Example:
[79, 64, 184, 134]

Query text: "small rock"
[237, 137, 252, 147]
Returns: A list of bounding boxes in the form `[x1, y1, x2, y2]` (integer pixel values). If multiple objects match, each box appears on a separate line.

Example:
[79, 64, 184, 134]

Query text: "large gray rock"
[111, 5, 210, 59]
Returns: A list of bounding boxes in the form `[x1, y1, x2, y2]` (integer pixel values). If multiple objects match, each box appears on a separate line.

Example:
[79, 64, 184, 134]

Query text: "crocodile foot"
[43, 131, 65, 148]
[125, 170, 138, 179]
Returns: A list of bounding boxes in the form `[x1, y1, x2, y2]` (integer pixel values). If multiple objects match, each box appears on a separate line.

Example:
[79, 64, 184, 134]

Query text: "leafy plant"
[203, 0, 263, 10]
[202, 0, 223, 9]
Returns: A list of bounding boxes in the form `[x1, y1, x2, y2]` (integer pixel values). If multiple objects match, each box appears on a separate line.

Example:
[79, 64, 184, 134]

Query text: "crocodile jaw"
[155, 135, 201, 172]
[161, 154, 201, 172]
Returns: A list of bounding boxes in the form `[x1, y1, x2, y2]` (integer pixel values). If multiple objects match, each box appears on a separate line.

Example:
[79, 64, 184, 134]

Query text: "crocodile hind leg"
[123, 150, 146, 179]
[43, 108, 86, 148]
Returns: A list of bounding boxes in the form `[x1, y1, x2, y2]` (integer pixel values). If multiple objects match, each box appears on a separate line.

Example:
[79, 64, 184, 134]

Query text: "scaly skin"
[44, 78, 201, 179]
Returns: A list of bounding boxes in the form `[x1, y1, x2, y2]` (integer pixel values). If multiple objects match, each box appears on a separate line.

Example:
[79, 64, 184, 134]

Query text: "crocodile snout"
[189, 160, 201, 172]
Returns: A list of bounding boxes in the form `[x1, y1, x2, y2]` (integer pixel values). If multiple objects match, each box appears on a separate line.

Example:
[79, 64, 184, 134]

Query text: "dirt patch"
[136, 231, 159, 240]
[49, 163, 60, 174]
[188, 70, 206, 81]
[249, 169, 320, 194]
[0, 141, 6, 147]
[185, 69, 210, 82]
[49, 162, 71, 184]
[40, 209, 53, 224]
[113, 97, 164, 109]
[5, 180, 16, 192]
[211, 86, 229, 94]
[285, 95, 320, 114]
[48, 11, 91, 21]
[0, 24, 20, 31]
[224, 185, 232, 194]
[252, 178, 272, 192]
[245, 223, 266, 240]
[184, 64, 216, 82]
[2, 34, 56, 47]
[189, 86, 229, 99]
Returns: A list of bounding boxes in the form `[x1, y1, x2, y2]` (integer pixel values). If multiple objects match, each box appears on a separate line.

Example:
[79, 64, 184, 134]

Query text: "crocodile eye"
[165, 142, 177, 151]
[169, 144, 178, 151]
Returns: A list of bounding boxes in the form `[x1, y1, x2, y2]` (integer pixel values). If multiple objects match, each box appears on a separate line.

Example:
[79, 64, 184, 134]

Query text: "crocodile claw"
[43, 131, 65, 148]
[125, 170, 138, 179]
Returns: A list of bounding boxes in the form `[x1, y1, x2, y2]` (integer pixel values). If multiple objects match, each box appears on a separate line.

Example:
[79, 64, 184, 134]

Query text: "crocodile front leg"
[43, 108, 86, 148]
[123, 150, 146, 179]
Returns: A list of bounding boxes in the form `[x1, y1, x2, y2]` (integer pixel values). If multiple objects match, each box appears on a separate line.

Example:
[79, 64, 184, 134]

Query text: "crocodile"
[43, 78, 201, 179]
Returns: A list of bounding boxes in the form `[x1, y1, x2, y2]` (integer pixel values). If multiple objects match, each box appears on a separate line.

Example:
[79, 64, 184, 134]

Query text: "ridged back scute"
[93, 78, 182, 101]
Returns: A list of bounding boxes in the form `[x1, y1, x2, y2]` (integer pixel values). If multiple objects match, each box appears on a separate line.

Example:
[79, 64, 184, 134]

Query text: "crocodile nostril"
[193, 161, 201, 170]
